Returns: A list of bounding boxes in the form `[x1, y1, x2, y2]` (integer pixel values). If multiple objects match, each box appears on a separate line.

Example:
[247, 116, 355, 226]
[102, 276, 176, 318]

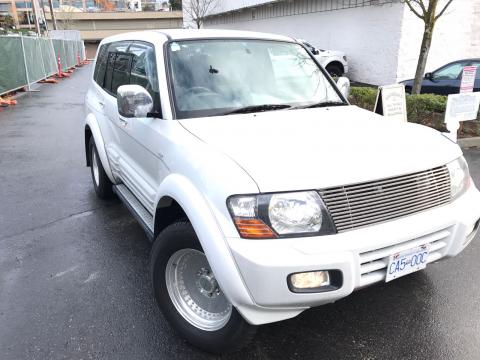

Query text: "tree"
[183, 0, 219, 29]
[403, 0, 454, 94]
[169, 0, 182, 10]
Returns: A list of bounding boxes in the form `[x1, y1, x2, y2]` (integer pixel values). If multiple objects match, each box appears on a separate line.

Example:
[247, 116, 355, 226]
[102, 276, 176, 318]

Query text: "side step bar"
[113, 184, 154, 241]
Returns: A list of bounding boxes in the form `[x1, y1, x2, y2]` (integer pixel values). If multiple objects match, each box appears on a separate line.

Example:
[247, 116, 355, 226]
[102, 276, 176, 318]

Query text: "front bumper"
[228, 185, 480, 325]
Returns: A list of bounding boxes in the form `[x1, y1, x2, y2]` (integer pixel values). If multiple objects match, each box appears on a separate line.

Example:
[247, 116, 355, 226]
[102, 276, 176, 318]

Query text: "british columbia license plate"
[385, 244, 430, 282]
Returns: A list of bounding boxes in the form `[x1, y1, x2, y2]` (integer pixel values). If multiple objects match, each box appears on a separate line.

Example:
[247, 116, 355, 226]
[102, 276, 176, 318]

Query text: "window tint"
[94, 44, 108, 86]
[111, 53, 132, 95]
[471, 62, 480, 79]
[434, 62, 468, 80]
[104, 52, 116, 93]
[129, 42, 160, 111]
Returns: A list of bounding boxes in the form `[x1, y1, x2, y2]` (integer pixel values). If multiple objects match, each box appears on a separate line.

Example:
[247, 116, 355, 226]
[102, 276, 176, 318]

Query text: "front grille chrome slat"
[323, 175, 450, 204]
[320, 166, 451, 232]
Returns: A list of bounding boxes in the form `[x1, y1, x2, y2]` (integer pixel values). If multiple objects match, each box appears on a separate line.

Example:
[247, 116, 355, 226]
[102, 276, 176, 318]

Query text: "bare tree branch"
[403, 0, 425, 20]
[435, 0, 454, 21]
[184, 0, 220, 28]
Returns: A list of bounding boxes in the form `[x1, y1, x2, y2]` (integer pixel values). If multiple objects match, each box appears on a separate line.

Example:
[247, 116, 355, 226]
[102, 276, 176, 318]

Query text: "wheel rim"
[92, 150, 100, 187]
[166, 249, 232, 331]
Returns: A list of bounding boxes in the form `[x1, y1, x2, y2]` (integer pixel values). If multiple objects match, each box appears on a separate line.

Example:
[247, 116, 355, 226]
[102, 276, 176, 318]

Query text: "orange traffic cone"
[56, 53, 70, 78]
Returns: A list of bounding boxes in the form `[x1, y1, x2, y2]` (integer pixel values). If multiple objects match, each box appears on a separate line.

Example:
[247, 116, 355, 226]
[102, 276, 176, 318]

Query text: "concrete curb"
[458, 137, 480, 149]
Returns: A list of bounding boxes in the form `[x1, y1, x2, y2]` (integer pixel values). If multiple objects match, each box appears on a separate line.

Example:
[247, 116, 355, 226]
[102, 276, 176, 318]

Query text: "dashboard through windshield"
[167, 39, 345, 119]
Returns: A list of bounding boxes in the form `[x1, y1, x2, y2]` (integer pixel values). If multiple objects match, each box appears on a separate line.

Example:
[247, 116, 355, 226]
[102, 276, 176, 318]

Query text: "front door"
[423, 61, 469, 95]
[115, 41, 169, 214]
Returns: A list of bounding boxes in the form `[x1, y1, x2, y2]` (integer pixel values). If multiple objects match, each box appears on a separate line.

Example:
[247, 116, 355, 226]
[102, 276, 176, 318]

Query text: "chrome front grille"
[319, 166, 451, 232]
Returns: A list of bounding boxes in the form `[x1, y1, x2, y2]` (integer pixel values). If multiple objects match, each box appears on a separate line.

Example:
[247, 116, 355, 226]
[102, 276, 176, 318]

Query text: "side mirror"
[117, 85, 153, 118]
[425, 72, 433, 80]
[312, 49, 320, 55]
[336, 76, 350, 99]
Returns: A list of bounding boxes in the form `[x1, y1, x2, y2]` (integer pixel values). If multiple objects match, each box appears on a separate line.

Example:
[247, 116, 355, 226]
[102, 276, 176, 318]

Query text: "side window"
[471, 62, 480, 79]
[94, 44, 108, 86]
[129, 42, 161, 112]
[111, 53, 132, 95]
[103, 52, 116, 93]
[433, 62, 468, 80]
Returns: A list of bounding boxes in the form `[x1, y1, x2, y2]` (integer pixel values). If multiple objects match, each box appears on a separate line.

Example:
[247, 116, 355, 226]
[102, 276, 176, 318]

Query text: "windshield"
[167, 39, 345, 119]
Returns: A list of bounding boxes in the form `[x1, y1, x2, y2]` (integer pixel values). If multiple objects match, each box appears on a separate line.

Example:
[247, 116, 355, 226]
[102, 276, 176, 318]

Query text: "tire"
[150, 221, 256, 354]
[326, 63, 343, 78]
[89, 137, 113, 199]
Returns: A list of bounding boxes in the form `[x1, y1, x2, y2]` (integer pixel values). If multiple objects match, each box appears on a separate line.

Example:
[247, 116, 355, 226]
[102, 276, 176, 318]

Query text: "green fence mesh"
[22, 36, 46, 84]
[0, 37, 28, 95]
[40, 39, 57, 77]
[0, 36, 85, 96]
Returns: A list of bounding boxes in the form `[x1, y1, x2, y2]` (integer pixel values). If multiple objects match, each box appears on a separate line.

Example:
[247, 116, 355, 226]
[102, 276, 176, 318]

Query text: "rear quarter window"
[93, 44, 108, 86]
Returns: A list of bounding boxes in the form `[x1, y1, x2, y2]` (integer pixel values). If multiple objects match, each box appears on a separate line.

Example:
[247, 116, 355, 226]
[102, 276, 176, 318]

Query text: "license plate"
[385, 244, 430, 282]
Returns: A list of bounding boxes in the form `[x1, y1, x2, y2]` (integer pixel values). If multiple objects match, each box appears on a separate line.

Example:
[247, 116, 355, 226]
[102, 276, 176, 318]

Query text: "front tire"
[89, 137, 113, 199]
[150, 221, 256, 354]
[326, 63, 343, 78]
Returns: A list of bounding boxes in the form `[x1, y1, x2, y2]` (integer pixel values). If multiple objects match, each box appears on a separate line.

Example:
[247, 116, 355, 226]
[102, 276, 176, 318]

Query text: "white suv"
[84, 29, 480, 354]
[298, 39, 349, 77]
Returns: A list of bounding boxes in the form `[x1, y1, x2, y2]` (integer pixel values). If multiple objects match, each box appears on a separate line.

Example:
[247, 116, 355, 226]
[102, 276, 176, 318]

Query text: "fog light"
[288, 270, 343, 293]
[290, 271, 330, 289]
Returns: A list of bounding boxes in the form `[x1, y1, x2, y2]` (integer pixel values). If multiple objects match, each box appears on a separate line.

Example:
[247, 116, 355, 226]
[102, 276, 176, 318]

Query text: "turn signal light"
[233, 218, 277, 239]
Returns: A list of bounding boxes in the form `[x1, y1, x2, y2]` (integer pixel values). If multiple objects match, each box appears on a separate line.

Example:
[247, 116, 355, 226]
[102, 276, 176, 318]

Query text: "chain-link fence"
[0, 35, 86, 96]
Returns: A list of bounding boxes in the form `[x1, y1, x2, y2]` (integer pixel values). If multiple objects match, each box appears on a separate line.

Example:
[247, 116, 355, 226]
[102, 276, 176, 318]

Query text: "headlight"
[228, 191, 336, 239]
[447, 156, 471, 200]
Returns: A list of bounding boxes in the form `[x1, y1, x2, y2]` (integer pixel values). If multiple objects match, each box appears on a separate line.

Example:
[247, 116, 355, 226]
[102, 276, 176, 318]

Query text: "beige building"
[44, 11, 183, 41]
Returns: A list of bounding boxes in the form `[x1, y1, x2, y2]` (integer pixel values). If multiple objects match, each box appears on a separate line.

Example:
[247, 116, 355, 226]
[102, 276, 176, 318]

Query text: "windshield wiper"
[290, 101, 347, 110]
[224, 104, 291, 115]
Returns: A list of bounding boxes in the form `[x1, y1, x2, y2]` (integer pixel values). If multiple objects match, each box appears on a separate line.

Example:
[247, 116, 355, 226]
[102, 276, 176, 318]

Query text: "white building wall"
[204, 1, 406, 85]
[396, 0, 480, 82]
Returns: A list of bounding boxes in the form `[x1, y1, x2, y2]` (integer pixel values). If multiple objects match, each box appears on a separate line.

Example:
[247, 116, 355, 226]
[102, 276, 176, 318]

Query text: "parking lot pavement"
[1, 64, 480, 360]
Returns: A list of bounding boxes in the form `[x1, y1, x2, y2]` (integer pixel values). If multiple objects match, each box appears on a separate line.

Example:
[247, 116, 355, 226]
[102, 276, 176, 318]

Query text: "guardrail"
[0, 35, 86, 96]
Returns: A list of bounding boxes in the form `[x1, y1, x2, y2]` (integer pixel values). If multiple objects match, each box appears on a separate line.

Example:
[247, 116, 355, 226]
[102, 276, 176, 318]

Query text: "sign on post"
[460, 66, 477, 93]
[374, 84, 407, 122]
[444, 92, 480, 142]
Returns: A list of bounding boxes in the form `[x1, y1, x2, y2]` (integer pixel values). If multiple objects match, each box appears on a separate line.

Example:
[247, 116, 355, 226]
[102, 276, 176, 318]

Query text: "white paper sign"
[460, 66, 477, 93]
[444, 92, 480, 142]
[374, 84, 407, 122]
[445, 92, 480, 123]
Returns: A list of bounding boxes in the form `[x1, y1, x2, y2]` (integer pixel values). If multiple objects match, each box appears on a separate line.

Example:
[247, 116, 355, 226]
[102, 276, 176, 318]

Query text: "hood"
[318, 49, 345, 58]
[179, 106, 461, 193]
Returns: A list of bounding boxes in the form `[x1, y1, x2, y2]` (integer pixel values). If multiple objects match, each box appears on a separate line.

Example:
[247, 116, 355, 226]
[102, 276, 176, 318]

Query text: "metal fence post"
[37, 38, 47, 80]
[20, 35, 31, 91]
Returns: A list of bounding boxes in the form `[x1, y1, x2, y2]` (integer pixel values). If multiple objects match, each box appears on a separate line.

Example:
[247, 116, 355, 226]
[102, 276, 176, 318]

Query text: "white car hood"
[318, 49, 344, 58]
[179, 106, 461, 193]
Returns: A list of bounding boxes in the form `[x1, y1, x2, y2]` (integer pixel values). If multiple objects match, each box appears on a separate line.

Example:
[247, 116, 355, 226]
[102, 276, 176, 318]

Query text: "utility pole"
[10, 0, 20, 28]
[48, 0, 57, 30]
[30, 0, 41, 35]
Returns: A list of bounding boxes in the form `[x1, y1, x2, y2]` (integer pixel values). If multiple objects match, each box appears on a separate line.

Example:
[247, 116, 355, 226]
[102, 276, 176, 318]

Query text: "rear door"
[101, 41, 134, 183]
[86, 44, 118, 176]
[469, 60, 480, 92]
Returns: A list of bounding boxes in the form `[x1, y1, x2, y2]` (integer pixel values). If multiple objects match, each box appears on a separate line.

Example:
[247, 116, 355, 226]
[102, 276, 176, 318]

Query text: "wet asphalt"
[1, 64, 480, 360]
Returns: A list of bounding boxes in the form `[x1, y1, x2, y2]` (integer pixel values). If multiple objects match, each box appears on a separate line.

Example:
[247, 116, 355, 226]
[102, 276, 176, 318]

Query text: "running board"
[113, 184, 154, 241]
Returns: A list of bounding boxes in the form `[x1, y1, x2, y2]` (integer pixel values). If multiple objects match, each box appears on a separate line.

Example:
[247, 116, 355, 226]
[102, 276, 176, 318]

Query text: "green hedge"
[348, 87, 480, 137]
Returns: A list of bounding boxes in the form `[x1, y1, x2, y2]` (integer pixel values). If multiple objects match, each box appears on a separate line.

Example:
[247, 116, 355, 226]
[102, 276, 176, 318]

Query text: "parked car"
[401, 59, 480, 95]
[85, 29, 480, 354]
[298, 39, 348, 77]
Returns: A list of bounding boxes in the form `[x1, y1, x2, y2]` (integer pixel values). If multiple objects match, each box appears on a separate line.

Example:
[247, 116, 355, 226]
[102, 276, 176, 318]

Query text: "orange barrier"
[39, 78, 59, 84]
[0, 96, 17, 106]
[56, 53, 70, 78]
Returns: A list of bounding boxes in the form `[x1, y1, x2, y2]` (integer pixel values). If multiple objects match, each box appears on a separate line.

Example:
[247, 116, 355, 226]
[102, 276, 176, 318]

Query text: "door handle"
[98, 100, 105, 108]
[119, 117, 128, 126]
